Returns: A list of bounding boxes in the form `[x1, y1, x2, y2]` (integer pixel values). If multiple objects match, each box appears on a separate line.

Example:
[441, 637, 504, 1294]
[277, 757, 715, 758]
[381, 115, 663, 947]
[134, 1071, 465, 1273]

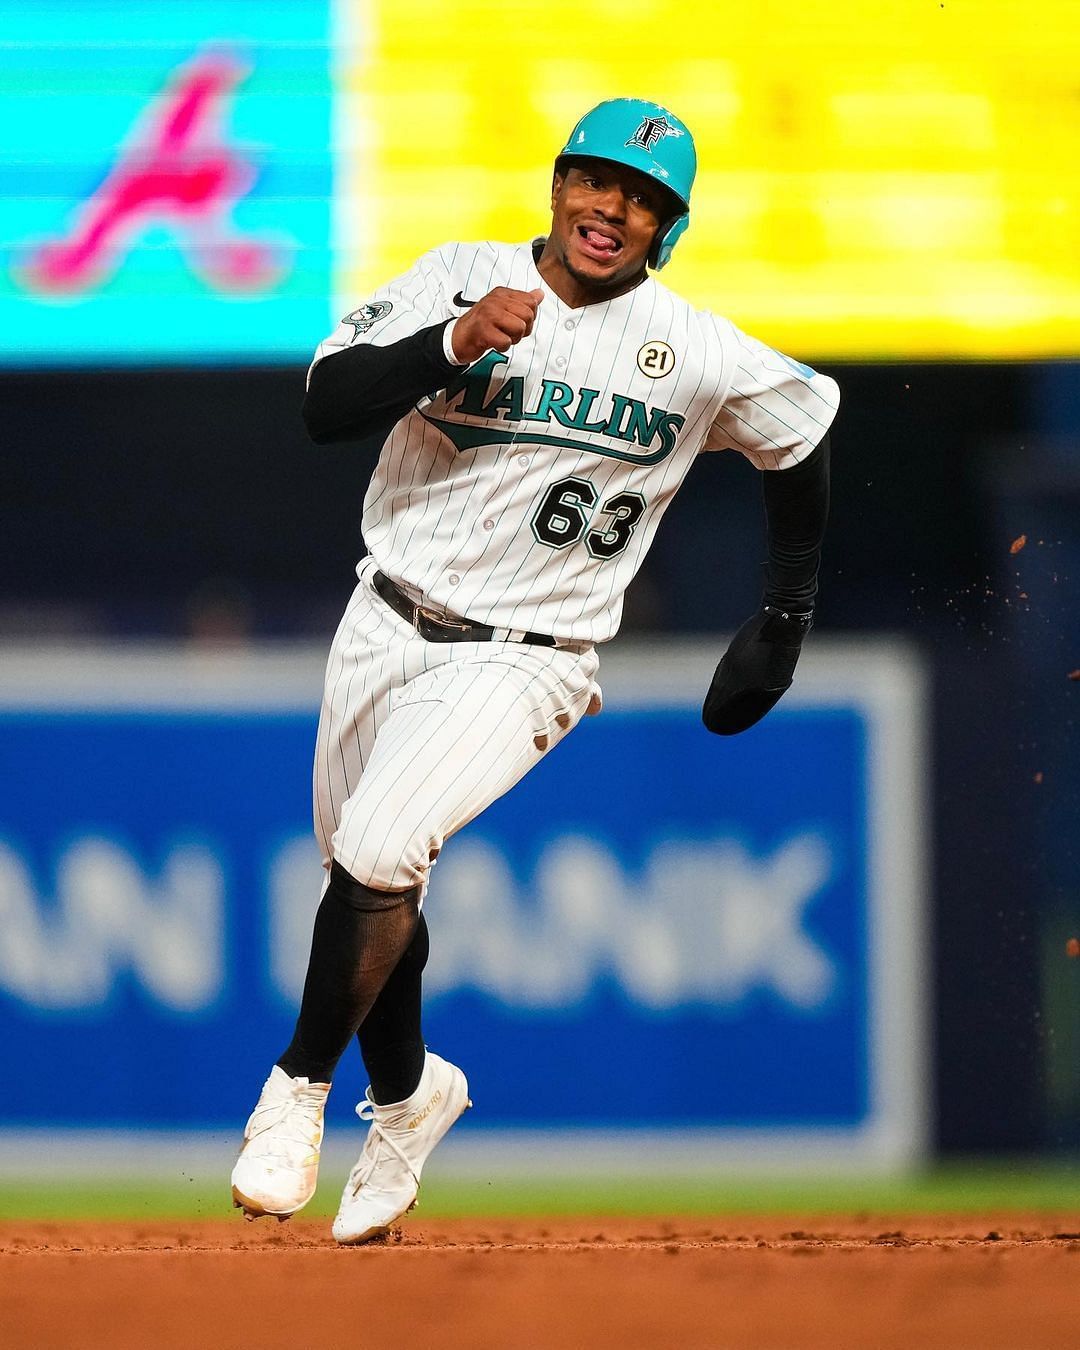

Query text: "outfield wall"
[0, 640, 927, 1173]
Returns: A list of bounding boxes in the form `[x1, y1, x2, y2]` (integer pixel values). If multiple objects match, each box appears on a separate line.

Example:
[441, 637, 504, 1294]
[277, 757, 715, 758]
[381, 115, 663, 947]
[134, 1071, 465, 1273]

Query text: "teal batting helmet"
[555, 98, 697, 269]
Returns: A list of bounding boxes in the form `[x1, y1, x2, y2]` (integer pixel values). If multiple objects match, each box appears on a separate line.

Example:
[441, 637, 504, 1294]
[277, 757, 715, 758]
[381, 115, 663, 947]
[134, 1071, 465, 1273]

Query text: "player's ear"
[550, 170, 565, 210]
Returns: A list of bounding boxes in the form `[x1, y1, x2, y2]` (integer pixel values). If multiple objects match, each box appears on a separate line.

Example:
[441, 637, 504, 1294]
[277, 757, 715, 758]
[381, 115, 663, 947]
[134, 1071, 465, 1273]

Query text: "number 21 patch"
[637, 340, 676, 378]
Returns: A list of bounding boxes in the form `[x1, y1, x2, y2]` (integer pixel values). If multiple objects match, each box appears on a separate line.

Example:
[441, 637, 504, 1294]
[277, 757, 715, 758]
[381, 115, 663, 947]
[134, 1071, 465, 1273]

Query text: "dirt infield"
[4, 1214, 1079, 1349]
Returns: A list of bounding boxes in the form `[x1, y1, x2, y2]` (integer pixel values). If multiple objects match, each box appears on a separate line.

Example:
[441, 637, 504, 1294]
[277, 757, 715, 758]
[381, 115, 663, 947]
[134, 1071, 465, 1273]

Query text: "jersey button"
[563, 319, 575, 331]
[482, 519, 495, 530]
[517, 454, 530, 466]
[448, 573, 460, 585]
[555, 356, 566, 368]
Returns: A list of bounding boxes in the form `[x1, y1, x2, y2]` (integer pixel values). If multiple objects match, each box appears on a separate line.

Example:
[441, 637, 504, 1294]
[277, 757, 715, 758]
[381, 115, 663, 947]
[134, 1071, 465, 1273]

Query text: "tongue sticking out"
[584, 229, 617, 253]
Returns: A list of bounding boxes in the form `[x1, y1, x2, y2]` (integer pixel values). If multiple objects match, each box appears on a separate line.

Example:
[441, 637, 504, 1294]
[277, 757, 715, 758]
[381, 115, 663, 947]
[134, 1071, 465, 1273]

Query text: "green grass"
[5, 1162, 1080, 1222]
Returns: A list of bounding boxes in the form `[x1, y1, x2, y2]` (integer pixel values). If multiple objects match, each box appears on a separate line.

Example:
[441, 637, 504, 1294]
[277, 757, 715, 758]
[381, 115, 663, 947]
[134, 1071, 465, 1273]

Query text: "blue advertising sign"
[0, 643, 926, 1167]
[0, 3, 333, 364]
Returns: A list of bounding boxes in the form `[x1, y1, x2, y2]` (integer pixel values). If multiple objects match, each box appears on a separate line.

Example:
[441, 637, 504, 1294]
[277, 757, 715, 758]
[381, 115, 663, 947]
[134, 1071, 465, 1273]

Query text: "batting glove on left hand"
[702, 606, 812, 736]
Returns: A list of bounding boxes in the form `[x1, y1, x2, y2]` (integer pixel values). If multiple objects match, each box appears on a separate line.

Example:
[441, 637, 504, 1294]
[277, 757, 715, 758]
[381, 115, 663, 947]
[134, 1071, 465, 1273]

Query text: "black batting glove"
[702, 605, 813, 736]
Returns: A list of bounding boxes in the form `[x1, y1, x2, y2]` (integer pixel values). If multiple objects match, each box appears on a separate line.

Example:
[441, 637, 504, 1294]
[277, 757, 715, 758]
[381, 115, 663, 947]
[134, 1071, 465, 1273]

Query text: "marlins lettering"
[422, 350, 685, 464]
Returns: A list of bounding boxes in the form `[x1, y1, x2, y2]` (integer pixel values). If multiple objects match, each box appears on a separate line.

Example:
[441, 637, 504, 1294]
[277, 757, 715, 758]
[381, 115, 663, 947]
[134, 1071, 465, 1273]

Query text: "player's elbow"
[301, 368, 347, 444]
[302, 352, 381, 444]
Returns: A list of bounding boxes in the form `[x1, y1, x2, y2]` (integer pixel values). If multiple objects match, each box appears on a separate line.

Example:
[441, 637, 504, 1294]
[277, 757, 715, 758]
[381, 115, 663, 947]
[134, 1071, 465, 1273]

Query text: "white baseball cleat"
[332, 1051, 470, 1245]
[231, 1065, 331, 1220]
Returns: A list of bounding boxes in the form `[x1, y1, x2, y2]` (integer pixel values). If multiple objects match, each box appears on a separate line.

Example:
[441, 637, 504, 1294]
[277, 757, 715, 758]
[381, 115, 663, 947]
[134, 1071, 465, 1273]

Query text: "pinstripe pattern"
[702, 321, 839, 470]
[314, 560, 599, 892]
[310, 241, 840, 644]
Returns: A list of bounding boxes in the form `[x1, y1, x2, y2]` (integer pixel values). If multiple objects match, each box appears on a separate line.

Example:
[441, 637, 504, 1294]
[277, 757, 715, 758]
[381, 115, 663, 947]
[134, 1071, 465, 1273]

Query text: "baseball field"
[5, 1165, 1080, 1348]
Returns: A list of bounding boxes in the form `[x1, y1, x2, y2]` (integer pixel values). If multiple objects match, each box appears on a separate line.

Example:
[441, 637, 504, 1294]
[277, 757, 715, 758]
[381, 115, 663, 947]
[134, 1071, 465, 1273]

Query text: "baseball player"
[231, 98, 838, 1242]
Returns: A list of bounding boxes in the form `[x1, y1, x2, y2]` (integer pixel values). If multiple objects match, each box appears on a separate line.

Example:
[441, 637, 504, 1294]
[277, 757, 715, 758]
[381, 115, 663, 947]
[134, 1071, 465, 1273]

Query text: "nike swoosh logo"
[453, 291, 479, 307]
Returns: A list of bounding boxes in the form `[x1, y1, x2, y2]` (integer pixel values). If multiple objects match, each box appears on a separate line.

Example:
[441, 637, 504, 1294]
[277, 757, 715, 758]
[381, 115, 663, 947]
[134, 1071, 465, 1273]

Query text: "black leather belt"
[372, 570, 557, 647]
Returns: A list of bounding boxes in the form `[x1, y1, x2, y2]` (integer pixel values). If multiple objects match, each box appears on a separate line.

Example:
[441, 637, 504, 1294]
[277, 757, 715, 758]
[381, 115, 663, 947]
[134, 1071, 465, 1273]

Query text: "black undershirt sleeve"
[302, 319, 461, 446]
[760, 431, 831, 614]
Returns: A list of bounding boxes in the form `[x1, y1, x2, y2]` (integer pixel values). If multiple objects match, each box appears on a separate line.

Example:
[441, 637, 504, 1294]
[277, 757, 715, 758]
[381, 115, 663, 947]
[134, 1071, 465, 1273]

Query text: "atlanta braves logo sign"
[624, 115, 682, 153]
[16, 48, 284, 297]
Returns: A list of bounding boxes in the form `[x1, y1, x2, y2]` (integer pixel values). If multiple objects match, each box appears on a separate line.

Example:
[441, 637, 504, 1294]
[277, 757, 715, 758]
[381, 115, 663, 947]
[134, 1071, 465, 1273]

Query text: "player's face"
[545, 161, 665, 299]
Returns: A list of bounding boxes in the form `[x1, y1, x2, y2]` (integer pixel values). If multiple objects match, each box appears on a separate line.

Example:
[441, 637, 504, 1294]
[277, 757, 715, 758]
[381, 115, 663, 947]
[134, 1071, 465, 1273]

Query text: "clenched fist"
[450, 287, 544, 364]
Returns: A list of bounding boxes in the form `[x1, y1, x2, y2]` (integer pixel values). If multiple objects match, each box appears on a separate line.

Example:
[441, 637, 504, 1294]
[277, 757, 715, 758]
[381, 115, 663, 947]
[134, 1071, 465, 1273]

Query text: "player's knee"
[335, 850, 423, 894]
[327, 858, 421, 910]
[331, 831, 434, 895]
[333, 786, 446, 892]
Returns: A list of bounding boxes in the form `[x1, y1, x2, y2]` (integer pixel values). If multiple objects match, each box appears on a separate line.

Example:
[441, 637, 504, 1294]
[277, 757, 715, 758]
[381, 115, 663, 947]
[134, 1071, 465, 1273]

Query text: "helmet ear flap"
[649, 212, 689, 270]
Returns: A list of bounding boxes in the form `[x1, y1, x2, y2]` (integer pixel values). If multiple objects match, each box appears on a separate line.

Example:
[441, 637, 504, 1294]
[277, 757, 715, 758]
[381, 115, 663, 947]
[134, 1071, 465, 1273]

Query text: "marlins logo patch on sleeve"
[343, 301, 393, 340]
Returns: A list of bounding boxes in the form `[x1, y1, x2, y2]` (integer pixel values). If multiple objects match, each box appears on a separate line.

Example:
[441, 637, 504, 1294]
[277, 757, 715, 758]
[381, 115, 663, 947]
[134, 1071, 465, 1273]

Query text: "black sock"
[357, 913, 430, 1105]
[277, 861, 420, 1084]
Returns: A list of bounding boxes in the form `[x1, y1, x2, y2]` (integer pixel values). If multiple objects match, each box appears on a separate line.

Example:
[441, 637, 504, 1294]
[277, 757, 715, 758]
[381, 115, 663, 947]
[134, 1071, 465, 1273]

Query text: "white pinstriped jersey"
[310, 241, 840, 644]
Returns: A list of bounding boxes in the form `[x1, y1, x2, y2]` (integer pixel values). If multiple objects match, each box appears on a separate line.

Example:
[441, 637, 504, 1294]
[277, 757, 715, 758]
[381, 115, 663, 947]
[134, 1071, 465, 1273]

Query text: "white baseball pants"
[313, 557, 600, 893]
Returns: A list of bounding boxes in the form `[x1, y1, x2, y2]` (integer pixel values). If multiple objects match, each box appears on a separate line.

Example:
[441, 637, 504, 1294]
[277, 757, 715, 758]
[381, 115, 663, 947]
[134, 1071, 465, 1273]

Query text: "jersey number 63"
[530, 476, 646, 560]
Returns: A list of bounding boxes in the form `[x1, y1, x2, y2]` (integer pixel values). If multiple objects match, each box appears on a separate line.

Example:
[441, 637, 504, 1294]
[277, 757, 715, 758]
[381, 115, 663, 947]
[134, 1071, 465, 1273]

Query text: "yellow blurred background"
[339, 0, 1079, 358]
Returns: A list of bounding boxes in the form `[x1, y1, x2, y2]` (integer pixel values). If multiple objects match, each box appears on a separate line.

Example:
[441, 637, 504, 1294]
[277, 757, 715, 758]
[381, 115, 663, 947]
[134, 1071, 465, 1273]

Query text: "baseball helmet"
[555, 98, 697, 269]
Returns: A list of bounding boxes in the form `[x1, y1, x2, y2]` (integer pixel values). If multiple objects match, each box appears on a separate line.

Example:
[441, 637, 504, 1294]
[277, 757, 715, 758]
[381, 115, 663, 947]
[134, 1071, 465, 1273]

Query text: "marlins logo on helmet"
[625, 115, 682, 152]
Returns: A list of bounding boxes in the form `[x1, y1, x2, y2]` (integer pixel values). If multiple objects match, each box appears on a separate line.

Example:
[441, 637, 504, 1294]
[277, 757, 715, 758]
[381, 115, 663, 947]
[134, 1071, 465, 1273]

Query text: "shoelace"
[346, 1099, 419, 1197]
[246, 1087, 324, 1162]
